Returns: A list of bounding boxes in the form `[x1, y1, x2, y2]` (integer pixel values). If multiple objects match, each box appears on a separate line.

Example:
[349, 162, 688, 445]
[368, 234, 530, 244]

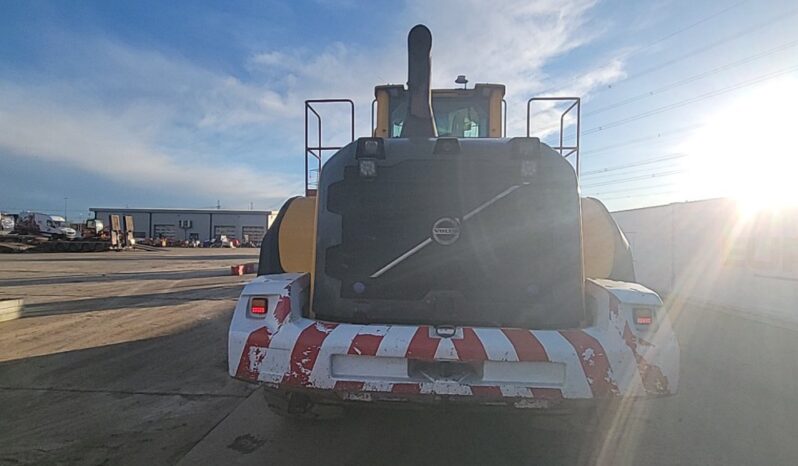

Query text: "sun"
[681, 77, 798, 215]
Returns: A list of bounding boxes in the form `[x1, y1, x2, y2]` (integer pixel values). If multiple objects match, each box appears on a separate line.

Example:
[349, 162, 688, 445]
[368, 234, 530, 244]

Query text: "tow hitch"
[409, 360, 481, 383]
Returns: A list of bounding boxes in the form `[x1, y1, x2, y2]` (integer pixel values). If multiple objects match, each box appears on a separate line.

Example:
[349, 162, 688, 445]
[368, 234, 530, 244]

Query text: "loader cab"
[373, 83, 505, 139]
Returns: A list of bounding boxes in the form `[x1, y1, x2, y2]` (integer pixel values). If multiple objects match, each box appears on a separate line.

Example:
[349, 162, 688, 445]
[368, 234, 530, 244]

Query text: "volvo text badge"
[431, 217, 461, 245]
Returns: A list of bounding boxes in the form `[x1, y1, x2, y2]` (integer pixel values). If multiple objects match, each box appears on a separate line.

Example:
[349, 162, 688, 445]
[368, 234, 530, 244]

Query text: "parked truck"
[0, 212, 117, 253]
[79, 219, 106, 240]
[0, 213, 15, 235]
[14, 212, 77, 239]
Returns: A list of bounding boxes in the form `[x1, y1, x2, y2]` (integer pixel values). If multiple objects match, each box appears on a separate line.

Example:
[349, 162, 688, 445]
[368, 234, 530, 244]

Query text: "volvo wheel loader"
[228, 25, 679, 420]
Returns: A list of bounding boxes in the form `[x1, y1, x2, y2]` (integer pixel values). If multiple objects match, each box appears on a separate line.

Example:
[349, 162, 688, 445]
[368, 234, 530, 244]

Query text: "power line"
[582, 162, 684, 181]
[583, 181, 680, 196]
[581, 153, 687, 176]
[586, 5, 798, 96]
[637, 1, 749, 52]
[585, 37, 798, 117]
[536, 1, 749, 95]
[533, 7, 798, 146]
[581, 169, 686, 188]
[580, 64, 798, 136]
[581, 125, 700, 156]
[598, 189, 683, 201]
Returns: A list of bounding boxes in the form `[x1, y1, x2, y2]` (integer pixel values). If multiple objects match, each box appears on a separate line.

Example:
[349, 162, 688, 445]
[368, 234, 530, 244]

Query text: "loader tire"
[258, 196, 299, 276]
[263, 389, 343, 421]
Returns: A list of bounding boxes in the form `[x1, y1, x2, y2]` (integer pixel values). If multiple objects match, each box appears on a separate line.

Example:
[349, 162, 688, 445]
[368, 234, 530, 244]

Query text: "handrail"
[526, 97, 581, 176]
[501, 98, 507, 137]
[304, 99, 355, 196]
[370, 98, 377, 136]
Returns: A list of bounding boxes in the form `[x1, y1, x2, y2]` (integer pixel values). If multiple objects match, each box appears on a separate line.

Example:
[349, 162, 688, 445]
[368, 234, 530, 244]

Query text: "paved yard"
[1, 249, 797, 465]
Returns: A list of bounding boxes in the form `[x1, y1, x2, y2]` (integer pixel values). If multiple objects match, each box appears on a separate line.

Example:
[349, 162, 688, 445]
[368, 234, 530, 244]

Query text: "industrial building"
[612, 197, 798, 324]
[89, 208, 275, 243]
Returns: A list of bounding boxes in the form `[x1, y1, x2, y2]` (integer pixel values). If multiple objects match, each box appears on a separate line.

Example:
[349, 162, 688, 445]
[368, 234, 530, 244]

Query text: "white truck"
[15, 212, 77, 239]
[0, 213, 15, 235]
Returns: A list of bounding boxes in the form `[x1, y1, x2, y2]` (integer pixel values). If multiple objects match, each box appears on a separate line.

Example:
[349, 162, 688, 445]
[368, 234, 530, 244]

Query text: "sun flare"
[682, 77, 798, 214]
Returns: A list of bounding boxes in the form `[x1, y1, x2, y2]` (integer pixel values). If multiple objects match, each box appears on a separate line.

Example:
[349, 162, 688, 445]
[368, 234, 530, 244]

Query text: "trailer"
[0, 213, 129, 253]
[0, 234, 113, 253]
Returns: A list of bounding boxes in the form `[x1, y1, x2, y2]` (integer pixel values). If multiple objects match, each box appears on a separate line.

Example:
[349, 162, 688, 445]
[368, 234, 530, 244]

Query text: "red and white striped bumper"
[228, 273, 679, 408]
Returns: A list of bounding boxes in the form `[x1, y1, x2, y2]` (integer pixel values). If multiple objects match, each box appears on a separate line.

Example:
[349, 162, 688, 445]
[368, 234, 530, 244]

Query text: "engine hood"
[312, 137, 585, 329]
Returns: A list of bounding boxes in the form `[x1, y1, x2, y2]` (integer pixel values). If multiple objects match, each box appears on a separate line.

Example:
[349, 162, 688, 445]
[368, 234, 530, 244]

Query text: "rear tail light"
[249, 297, 268, 317]
[634, 307, 654, 326]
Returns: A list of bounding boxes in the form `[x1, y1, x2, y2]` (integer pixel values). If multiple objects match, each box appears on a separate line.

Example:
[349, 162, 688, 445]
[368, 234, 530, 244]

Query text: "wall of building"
[612, 198, 798, 323]
[90, 209, 274, 242]
[92, 211, 151, 237]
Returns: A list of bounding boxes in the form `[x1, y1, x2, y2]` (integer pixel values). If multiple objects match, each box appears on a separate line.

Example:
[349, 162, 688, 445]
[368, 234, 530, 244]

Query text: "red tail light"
[634, 308, 654, 326]
[250, 297, 268, 316]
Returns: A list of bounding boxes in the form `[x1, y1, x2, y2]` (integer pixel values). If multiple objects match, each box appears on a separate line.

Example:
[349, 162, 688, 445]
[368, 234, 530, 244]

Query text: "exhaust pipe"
[400, 24, 438, 138]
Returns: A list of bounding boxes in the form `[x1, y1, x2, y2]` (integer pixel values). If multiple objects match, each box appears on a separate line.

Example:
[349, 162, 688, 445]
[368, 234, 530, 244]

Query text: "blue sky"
[1, 0, 796, 219]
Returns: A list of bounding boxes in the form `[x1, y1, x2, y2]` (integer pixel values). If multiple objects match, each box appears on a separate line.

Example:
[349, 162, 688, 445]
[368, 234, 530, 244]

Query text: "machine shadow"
[0, 311, 253, 465]
[0, 301, 620, 466]
[259, 404, 607, 466]
[11, 253, 259, 262]
[0, 269, 248, 287]
[19, 284, 244, 317]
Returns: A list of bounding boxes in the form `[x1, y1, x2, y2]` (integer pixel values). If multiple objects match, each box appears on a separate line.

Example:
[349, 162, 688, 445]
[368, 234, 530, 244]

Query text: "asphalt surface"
[1, 249, 797, 465]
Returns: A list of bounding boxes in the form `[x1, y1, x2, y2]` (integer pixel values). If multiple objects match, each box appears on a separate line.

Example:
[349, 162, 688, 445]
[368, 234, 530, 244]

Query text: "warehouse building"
[612, 197, 798, 324]
[89, 207, 275, 243]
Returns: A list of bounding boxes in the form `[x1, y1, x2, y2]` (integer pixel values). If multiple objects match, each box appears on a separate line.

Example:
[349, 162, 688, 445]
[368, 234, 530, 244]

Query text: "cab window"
[389, 94, 490, 138]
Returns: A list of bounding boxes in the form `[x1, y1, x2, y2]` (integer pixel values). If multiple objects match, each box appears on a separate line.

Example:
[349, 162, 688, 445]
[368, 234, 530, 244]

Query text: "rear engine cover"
[313, 138, 584, 329]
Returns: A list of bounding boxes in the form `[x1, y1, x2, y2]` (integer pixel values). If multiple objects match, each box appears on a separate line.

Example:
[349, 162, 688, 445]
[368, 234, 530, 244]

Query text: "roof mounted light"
[355, 137, 385, 159]
[433, 137, 460, 155]
[509, 137, 542, 160]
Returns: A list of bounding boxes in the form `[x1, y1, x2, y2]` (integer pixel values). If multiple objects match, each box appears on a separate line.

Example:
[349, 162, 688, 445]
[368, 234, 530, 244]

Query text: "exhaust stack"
[400, 24, 437, 138]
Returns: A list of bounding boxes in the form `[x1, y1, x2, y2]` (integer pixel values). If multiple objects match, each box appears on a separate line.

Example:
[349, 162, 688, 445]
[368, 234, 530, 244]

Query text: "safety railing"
[527, 97, 581, 175]
[309, 96, 580, 190]
[305, 99, 355, 196]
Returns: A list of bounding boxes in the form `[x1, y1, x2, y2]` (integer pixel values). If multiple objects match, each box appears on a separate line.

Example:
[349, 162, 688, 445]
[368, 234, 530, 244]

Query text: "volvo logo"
[431, 217, 461, 245]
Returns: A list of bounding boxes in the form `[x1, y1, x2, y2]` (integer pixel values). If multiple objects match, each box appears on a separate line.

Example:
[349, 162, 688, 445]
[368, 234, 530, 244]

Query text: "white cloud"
[0, 0, 627, 210]
[527, 59, 627, 138]
[245, 0, 625, 140]
[0, 84, 300, 206]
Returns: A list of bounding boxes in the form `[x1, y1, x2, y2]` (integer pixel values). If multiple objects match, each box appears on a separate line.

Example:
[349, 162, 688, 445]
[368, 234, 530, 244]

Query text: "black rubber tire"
[262, 389, 343, 421]
[258, 196, 299, 276]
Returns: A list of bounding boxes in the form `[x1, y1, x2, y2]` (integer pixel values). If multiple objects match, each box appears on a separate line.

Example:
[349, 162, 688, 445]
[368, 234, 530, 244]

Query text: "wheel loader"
[228, 25, 679, 420]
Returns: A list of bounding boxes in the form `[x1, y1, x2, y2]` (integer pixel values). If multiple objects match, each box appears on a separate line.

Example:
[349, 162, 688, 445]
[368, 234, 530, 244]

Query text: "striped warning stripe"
[405, 326, 440, 360]
[282, 322, 339, 386]
[452, 328, 501, 397]
[235, 326, 273, 379]
[559, 329, 619, 397]
[390, 327, 440, 394]
[501, 328, 565, 399]
[241, 317, 622, 400]
[272, 296, 291, 325]
[333, 330, 387, 391]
